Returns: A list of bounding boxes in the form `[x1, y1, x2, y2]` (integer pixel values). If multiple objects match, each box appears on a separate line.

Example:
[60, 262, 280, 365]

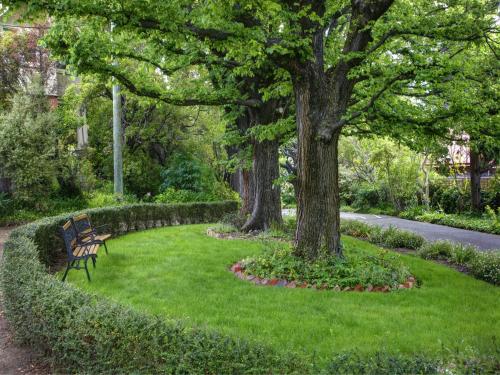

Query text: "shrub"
[324, 352, 439, 375]
[155, 188, 218, 203]
[160, 153, 214, 192]
[340, 219, 499, 286]
[340, 220, 374, 239]
[341, 221, 424, 250]
[430, 185, 470, 214]
[400, 210, 500, 235]
[449, 244, 477, 265]
[417, 241, 455, 260]
[0, 79, 60, 206]
[468, 252, 500, 285]
[85, 190, 137, 208]
[376, 226, 425, 250]
[323, 349, 500, 375]
[485, 205, 500, 231]
[0, 192, 13, 217]
[243, 241, 411, 289]
[417, 241, 499, 285]
[352, 184, 381, 209]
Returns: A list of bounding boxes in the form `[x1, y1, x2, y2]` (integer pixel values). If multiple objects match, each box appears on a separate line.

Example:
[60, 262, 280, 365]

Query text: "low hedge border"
[340, 219, 500, 285]
[0, 201, 311, 374]
[399, 211, 500, 235]
[1, 202, 497, 373]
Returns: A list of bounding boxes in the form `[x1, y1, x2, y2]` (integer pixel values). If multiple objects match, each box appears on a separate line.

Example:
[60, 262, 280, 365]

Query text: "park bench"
[72, 213, 110, 255]
[59, 214, 111, 282]
[60, 220, 98, 282]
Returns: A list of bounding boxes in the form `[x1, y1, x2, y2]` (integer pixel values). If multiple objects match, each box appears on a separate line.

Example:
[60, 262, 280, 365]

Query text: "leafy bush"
[323, 349, 500, 375]
[468, 252, 500, 285]
[340, 220, 374, 239]
[341, 220, 424, 250]
[0, 192, 13, 217]
[417, 241, 499, 285]
[160, 154, 214, 192]
[431, 184, 470, 214]
[243, 241, 411, 289]
[341, 220, 499, 285]
[352, 184, 380, 209]
[124, 151, 162, 197]
[155, 188, 218, 203]
[85, 190, 137, 208]
[399, 207, 500, 235]
[485, 205, 500, 230]
[324, 352, 439, 375]
[417, 241, 455, 260]
[0, 79, 59, 206]
[376, 226, 425, 250]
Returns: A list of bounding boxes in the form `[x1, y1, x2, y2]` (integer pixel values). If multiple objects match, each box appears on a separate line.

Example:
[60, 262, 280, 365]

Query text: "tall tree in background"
[4, 0, 498, 259]
[5, 2, 289, 231]
[364, 41, 499, 212]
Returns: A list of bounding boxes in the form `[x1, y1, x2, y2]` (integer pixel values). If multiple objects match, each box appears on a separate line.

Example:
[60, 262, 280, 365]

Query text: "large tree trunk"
[240, 168, 255, 216]
[241, 101, 283, 231]
[241, 139, 282, 231]
[293, 77, 342, 259]
[470, 148, 482, 212]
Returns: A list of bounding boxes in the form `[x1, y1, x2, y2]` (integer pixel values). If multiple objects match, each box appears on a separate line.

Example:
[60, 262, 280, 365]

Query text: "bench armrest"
[92, 224, 109, 234]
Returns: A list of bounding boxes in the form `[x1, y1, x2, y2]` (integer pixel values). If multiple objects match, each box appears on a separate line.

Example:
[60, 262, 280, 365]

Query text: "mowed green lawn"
[66, 224, 500, 362]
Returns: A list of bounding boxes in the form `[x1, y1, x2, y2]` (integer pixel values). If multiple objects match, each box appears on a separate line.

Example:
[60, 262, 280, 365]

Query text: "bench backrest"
[72, 213, 93, 237]
[60, 220, 77, 259]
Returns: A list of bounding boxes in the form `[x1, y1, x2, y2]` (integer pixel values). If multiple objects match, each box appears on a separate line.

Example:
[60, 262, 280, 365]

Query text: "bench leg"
[61, 263, 71, 282]
[103, 241, 108, 255]
[84, 258, 91, 282]
[91, 255, 96, 268]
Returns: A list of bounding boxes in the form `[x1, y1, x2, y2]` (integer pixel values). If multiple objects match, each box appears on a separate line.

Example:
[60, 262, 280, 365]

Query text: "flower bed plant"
[340, 219, 500, 286]
[418, 241, 500, 285]
[240, 241, 413, 291]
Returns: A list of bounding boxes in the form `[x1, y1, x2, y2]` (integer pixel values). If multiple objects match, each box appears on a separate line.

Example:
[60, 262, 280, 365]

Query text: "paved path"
[283, 210, 500, 251]
[0, 227, 49, 374]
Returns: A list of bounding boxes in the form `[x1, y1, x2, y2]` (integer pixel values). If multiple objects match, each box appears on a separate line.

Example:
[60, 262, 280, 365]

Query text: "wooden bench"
[59, 214, 111, 282]
[59, 220, 99, 282]
[72, 214, 111, 254]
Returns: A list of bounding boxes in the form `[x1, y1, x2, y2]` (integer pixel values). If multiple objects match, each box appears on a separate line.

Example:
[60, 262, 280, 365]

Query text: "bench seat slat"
[73, 244, 100, 258]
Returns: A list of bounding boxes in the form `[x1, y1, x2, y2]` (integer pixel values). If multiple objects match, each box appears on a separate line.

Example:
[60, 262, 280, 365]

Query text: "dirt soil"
[0, 227, 50, 375]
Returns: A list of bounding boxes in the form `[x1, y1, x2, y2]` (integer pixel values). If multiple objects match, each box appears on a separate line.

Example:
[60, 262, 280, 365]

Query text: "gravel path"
[282, 210, 500, 251]
[0, 227, 49, 375]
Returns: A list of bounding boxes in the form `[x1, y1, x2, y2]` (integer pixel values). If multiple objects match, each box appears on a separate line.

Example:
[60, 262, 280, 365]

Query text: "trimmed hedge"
[0, 201, 310, 374]
[2, 202, 497, 373]
[16, 202, 238, 267]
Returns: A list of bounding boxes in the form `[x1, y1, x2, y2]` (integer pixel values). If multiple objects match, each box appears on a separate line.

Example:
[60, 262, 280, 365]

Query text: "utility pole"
[111, 22, 123, 197]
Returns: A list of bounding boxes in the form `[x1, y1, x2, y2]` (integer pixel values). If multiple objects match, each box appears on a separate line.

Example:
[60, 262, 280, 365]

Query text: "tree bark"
[241, 101, 283, 231]
[293, 76, 342, 259]
[241, 139, 282, 231]
[470, 148, 482, 212]
[240, 168, 256, 216]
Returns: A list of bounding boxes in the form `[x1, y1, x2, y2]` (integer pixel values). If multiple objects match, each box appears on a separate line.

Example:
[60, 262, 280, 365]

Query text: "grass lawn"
[66, 224, 500, 362]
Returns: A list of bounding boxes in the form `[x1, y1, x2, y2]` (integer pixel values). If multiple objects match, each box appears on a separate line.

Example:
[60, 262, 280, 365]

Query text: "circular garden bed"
[208, 227, 417, 292]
